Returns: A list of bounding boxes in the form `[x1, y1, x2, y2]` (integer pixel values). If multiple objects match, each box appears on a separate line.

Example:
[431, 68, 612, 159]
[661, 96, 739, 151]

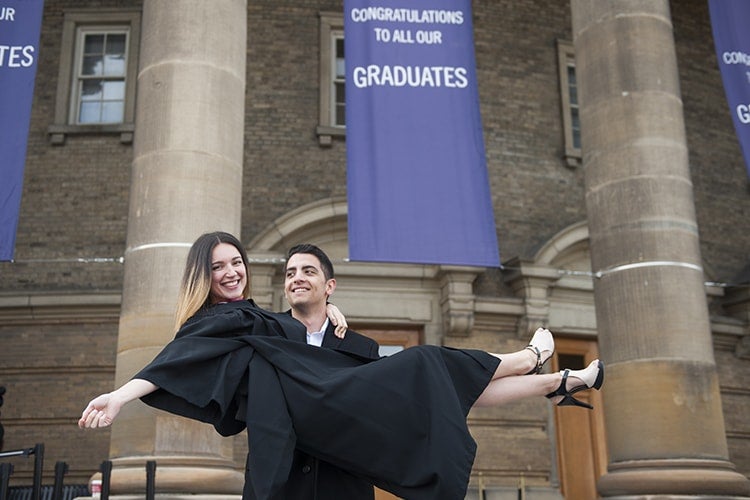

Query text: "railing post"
[100, 460, 112, 500]
[52, 461, 68, 500]
[31, 443, 43, 500]
[0, 463, 13, 500]
[145, 461, 156, 500]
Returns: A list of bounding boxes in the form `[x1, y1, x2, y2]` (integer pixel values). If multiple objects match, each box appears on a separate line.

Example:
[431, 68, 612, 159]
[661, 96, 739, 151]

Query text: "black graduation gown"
[136, 300, 500, 500]
[256, 319, 380, 500]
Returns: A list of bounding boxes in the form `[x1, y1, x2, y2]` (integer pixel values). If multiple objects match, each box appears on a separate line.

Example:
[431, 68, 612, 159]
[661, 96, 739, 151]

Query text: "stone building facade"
[0, 0, 748, 498]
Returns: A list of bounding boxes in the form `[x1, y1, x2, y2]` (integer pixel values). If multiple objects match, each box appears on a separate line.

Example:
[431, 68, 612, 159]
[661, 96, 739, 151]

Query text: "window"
[73, 29, 128, 124]
[358, 327, 421, 357]
[332, 35, 346, 127]
[317, 12, 345, 146]
[557, 40, 581, 167]
[49, 9, 141, 145]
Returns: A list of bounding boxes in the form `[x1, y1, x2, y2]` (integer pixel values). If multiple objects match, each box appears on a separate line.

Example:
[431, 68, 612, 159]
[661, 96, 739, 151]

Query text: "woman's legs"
[486, 327, 554, 379]
[486, 349, 539, 379]
[473, 328, 604, 408]
[474, 359, 604, 407]
[474, 372, 562, 406]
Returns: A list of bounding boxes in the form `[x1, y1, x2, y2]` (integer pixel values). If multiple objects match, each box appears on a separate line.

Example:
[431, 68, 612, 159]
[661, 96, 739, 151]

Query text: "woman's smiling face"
[209, 242, 247, 304]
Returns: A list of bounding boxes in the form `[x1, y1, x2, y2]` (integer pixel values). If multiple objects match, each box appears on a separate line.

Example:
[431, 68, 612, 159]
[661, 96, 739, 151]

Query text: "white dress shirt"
[306, 317, 329, 347]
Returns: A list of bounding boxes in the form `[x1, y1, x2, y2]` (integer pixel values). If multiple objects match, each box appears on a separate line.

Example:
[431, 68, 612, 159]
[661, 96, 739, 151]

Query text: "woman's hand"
[78, 379, 158, 429]
[78, 393, 122, 429]
[325, 302, 348, 338]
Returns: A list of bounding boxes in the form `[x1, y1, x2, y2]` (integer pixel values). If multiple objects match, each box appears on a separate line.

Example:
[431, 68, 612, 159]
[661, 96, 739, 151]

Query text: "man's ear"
[326, 278, 337, 296]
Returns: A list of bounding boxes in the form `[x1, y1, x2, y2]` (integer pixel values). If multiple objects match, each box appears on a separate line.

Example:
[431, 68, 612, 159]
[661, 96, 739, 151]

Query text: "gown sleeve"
[135, 300, 307, 435]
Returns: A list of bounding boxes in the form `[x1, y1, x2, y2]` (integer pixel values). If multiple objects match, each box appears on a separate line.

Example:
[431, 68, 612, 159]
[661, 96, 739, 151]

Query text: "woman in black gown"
[79, 232, 604, 500]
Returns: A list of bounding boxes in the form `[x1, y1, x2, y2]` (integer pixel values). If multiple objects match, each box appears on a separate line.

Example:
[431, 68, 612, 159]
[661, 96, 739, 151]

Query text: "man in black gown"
[244, 244, 380, 500]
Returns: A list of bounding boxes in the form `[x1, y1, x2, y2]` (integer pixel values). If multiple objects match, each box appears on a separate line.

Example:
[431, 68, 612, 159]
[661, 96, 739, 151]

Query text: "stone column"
[109, 0, 246, 495]
[570, 1, 750, 497]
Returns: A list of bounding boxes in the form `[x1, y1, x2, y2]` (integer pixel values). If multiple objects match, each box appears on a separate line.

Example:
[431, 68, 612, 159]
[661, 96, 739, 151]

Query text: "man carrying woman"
[79, 232, 604, 500]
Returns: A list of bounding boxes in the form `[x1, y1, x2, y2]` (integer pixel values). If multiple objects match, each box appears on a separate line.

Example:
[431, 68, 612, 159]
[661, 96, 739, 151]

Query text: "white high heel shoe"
[524, 327, 555, 375]
[546, 359, 605, 410]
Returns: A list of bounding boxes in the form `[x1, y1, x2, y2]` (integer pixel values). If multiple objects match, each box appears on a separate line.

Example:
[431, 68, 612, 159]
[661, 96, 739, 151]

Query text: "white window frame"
[48, 8, 140, 145]
[557, 40, 581, 167]
[316, 12, 345, 146]
[331, 30, 345, 127]
[70, 26, 130, 126]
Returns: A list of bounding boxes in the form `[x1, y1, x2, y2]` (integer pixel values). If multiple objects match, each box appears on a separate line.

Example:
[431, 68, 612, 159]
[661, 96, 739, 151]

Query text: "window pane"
[82, 55, 103, 76]
[103, 34, 126, 76]
[335, 81, 345, 103]
[103, 54, 126, 76]
[558, 354, 586, 371]
[84, 34, 104, 55]
[106, 34, 126, 55]
[335, 106, 345, 126]
[335, 37, 345, 79]
[79, 101, 101, 123]
[567, 67, 578, 105]
[335, 103, 345, 126]
[379, 345, 404, 356]
[567, 65, 576, 85]
[102, 101, 124, 123]
[336, 37, 344, 58]
[334, 80, 345, 126]
[335, 57, 345, 79]
[102, 80, 125, 100]
[81, 79, 103, 101]
[571, 109, 581, 148]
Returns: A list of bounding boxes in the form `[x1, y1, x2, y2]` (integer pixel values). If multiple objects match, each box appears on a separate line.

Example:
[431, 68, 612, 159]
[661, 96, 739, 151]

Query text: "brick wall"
[0, 314, 118, 484]
[673, 0, 750, 281]
[0, 0, 747, 489]
[0, 0, 137, 292]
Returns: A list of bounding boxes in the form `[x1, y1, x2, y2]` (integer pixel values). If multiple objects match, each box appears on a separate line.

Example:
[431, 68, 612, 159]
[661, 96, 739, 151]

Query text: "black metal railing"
[0, 444, 85, 500]
[1, 446, 158, 500]
[0, 444, 44, 500]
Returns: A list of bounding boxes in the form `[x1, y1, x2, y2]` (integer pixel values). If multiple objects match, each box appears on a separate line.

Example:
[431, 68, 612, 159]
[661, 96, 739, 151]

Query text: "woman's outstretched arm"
[78, 378, 158, 429]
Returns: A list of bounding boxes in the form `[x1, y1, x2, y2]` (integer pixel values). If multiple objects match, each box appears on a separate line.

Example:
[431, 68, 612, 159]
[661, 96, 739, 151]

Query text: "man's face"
[284, 252, 335, 310]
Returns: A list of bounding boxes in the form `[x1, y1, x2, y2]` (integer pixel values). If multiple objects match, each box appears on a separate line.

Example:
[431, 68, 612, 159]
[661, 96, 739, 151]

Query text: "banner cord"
[3, 256, 749, 288]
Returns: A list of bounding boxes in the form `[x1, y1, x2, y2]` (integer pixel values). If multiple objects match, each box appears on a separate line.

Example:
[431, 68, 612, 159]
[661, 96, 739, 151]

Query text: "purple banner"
[0, 0, 44, 261]
[709, 0, 750, 177]
[345, 0, 500, 267]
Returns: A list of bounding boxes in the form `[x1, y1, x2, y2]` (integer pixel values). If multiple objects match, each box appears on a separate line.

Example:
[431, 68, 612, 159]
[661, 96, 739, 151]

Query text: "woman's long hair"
[173, 232, 252, 331]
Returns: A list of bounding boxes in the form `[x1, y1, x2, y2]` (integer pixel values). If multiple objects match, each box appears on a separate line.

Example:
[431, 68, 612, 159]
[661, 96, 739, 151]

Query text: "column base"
[598, 459, 750, 498]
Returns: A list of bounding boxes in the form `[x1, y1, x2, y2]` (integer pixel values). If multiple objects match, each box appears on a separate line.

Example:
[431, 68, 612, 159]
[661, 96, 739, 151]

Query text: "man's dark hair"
[287, 243, 335, 280]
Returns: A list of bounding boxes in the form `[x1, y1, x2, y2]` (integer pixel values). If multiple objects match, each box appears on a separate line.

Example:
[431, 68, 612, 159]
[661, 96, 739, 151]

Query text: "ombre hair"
[173, 232, 252, 330]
